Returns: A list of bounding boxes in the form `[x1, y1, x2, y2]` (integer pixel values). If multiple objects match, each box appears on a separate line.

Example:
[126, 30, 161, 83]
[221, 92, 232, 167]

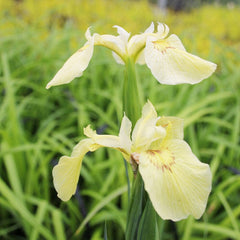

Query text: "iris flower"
[53, 101, 212, 221]
[46, 22, 216, 89]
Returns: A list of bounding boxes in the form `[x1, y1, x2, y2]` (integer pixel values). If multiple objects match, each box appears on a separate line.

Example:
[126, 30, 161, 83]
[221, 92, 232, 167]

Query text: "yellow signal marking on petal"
[152, 40, 176, 54]
[146, 149, 175, 173]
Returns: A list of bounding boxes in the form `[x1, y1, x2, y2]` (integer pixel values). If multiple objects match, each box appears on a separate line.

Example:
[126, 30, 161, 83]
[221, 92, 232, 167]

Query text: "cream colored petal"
[145, 36, 217, 85]
[127, 34, 147, 62]
[95, 25, 130, 62]
[135, 51, 146, 65]
[132, 101, 165, 151]
[94, 33, 126, 63]
[52, 139, 96, 201]
[136, 33, 184, 65]
[85, 27, 92, 41]
[112, 52, 125, 64]
[157, 116, 184, 140]
[71, 138, 100, 157]
[168, 34, 186, 51]
[157, 22, 169, 38]
[132, 101, 157, 145]
[111, 26, 129, 63]
[119, 115, 132, 153]
[113, 25, 130, 45]
[46, 38, 94, 89]
[94, 32, 126, 52]
[139, 139, 212, 221]
[84, 125, 121, 148]
[144, 22, 155, 33]
[83, 124, 131, 161]
[128, 22, 155, 63]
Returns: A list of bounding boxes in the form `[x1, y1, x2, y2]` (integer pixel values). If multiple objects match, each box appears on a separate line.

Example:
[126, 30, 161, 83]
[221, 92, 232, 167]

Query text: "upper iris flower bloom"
[46, 22, 216, 89]
[53, 101, 212, 221]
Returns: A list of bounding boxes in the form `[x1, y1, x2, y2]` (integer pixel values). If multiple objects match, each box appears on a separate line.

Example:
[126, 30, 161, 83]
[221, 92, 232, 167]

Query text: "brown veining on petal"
[161, 123, 168, 128]
[147, 149, 161, 155]
[146, 149, 175, 173]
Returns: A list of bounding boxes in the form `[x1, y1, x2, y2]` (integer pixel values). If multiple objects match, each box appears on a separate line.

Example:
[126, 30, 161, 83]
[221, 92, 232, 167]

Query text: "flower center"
[146, 148, 175, 172]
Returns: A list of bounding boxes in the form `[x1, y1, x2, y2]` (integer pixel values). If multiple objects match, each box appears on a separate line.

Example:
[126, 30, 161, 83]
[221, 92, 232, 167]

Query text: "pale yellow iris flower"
[46, 22, 216, 89]
[53, 101, 212, 221]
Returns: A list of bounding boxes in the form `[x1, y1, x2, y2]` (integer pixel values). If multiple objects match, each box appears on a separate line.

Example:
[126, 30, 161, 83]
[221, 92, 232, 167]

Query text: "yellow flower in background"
[53, 101, 212, 221]
[46, 22, 216, 89]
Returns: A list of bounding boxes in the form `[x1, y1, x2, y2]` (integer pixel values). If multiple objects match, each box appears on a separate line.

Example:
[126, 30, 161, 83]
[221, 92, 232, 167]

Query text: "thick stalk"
[123, 58, 142, 125]
[123, 58, 157, 240]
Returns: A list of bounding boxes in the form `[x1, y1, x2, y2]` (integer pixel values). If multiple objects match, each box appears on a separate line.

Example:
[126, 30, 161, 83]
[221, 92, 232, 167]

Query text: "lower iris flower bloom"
[53, 101, 211, 221]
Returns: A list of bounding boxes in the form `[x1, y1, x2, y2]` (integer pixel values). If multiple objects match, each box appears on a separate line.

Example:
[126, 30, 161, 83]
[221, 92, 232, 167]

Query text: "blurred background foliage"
[0, 0, 240, 240]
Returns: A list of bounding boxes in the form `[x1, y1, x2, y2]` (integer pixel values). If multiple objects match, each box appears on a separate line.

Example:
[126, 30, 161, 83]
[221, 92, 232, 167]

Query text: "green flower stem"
[125, 172, 144, 240]
[123, 58, 157, 240]
[123, 58, 142, 126]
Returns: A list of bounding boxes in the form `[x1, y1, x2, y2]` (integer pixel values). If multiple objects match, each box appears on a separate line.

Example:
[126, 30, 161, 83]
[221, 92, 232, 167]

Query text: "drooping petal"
[94, 33, 127, 64]
[144, 34, 217, 85]
[94, 26, 130, 64]
[138, 139, 212, 221]
[53, 117, 133, 201]
[94, 33, 126, 54]
[46, 37, 94, 89]
[52, 139, 97, 201]
[132, 101, 166, 151]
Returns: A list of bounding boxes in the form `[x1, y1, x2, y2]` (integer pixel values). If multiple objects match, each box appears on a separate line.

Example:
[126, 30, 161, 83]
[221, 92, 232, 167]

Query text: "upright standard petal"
[52, 139, 97, 201]
[127, 22, 155, 64]
[156, 22, 169, 39]
[145, 34, 217, 85]
[132, 101, 166, 152]
[132, 101, 157, 149]
[157, 116, 184, 140]
[119, 115, 132, 154]
[138, 139, 212, 221]
[53, 120, 132, 201]
[46, 37, 94, 89]
[113, 25, 130, 45]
